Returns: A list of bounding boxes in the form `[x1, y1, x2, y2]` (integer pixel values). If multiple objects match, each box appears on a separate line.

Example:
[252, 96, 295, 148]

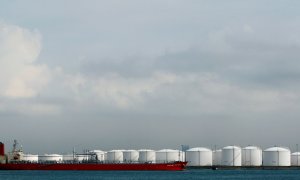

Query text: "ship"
[0, 141, 187, 171]
[0, 162, 187, 171]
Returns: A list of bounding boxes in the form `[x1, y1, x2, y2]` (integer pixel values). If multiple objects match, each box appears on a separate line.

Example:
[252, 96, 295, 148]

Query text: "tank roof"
[108, 150, 124, 152]
[89, 150, 105, 153]
[187, 147, 211, 152]
[157, 149, 179, 152]
[123, 150, 138, 152]
[138, 149, 154, 152]
[243, 146, 261, 150]
[223, 146, 241, 149]
[264, 147, 290, 152]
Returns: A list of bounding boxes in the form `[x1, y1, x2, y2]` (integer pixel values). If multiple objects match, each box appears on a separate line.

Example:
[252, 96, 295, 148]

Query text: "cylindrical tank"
[291, 152, 300, 166]
[104, 152, 107, 161]
[89, 150, 106, 161]
[38, 154, 63, 162]
[76, 154, 89, 161]
[155, 149, 183, 163]
[138, 149, 155, 163]
[181, 151, 185, 162]
[62, 154, 74, 162]
[0, 142, 4, 156]
[222, 146, 242, 166]
[123, 150, 139, 162]
[242, 146, 262, 166]
[23, 154, 38, 162]
[186, 147, 212, 166]
[107, 150, 123, 163]
[263, 147, 291, 166]
[212, 149, 222, 166]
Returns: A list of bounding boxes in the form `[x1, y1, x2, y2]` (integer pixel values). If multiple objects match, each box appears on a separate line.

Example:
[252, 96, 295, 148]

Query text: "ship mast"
[12, 140, 18, 153]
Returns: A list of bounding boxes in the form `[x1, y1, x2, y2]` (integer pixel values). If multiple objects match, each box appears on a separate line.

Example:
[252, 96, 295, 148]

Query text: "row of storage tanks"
[187, 146, 300, 166]
[21, 149, 185, 163]
[21, 146, 300, 166]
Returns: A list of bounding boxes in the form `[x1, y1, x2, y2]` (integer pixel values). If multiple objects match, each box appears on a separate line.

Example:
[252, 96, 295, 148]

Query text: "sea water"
[0, 169, 300, 180]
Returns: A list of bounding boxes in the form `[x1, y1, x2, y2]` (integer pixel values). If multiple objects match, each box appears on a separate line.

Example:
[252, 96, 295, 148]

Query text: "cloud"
[0, 22, 58, 116]
[57, 22, 300, 115]
[60, 71, 177, 109]
[0, 22, 51, 98]
[58, 68, 299, 115]
[0, 99, 61, 116]
[2, 0, 300, 151]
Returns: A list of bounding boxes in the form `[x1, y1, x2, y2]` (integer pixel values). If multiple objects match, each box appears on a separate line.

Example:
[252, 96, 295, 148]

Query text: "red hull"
[0, 162, 187, 171]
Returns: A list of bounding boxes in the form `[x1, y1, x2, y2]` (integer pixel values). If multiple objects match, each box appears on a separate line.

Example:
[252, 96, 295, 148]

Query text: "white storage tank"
[23, 154, 38, 162]
[181, 151, 185, 162]
[62, 154, 74, 162]
[186, 147, 212, 166]
[104, 152, 107, 161]
[263, 147, 291, 166]
[242, 146, 262, 166]
[39, 154, 63, 162]
[212, 149, 222, 166]
[107, 150, 123, 163]
[156, 149, 183, 163]
[291, 152, 300, 166]
[222, 146, 241, 166]
[138, 149, 155, 163]
[89, 150, 106, 161]
[62, 154, 90, 162]
[76, 154, 89, 161]
[123, 150, 139, 162]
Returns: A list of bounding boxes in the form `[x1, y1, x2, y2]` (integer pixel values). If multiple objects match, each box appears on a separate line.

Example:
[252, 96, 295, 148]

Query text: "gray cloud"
[1, 1, 300, 153]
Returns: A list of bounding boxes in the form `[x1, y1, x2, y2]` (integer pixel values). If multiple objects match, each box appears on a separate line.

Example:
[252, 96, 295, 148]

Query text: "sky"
[1, 0, 300, 154]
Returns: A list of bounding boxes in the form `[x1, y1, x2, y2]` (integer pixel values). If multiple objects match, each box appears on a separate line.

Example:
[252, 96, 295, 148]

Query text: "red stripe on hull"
[0, 162, 187, 171]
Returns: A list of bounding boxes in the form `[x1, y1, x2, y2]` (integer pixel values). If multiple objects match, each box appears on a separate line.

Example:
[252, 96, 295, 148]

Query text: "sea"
[0, 169, 300, 180]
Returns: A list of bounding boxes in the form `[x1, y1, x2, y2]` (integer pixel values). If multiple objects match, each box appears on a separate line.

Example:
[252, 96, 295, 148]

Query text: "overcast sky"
[1, 0, 300, 154]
